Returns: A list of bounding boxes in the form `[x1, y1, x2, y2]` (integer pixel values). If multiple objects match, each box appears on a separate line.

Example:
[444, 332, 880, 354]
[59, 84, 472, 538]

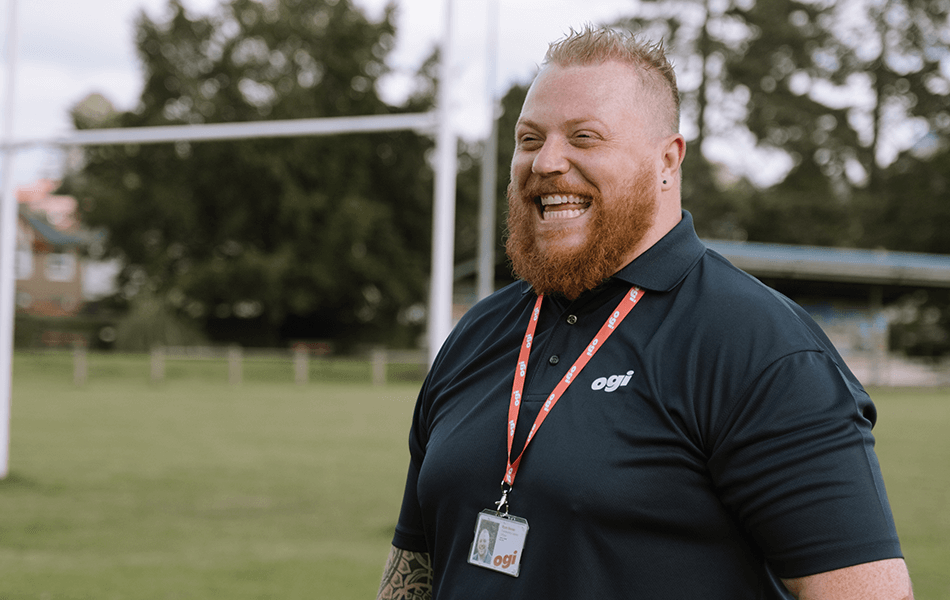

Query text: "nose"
[532, 138, 570, 176]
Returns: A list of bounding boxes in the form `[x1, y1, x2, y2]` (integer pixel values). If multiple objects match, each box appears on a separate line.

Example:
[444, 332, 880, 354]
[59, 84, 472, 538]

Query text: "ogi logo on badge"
[468, 509, 529, 577]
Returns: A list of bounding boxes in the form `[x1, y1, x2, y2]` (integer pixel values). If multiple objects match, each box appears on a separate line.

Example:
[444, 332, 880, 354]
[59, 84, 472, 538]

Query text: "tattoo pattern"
[377, 546, 433, 600]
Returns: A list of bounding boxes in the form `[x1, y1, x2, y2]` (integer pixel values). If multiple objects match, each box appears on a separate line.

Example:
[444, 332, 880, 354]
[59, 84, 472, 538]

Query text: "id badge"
[467, 509, 529, 577]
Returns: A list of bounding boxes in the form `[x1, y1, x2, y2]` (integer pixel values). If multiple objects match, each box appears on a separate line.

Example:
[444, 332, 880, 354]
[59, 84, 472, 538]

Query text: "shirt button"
[548, 355, 560, 365]
[566, 315, 578, 325]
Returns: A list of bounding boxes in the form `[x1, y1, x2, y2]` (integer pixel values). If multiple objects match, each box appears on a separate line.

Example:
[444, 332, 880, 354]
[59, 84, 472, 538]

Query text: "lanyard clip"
[495, 481, 512, 516]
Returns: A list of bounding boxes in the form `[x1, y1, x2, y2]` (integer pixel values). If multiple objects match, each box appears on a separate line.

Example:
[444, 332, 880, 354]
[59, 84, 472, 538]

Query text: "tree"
[723, 0, 950, 245]
[865, 144, 950, 254]
[62, 0, 435, 348]
[726, 0, 948, 189]
[615, 0, 767, 240]
[615, 0, 950, 248]
[463, 83, 529, 288]
[493, 84, 530, 282]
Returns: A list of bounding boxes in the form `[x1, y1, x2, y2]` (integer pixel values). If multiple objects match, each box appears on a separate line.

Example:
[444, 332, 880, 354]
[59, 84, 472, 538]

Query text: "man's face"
[477, 529, 490, 555]
[506, 61, 663, 299]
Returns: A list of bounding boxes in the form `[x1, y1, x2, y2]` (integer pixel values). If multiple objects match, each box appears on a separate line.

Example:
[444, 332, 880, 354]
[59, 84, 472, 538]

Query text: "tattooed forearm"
[377, 546, 433, 600]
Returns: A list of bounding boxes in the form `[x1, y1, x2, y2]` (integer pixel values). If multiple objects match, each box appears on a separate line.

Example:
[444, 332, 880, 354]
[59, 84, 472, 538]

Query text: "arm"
[782, 558, 913, 600]
[376, 545, 433, 600]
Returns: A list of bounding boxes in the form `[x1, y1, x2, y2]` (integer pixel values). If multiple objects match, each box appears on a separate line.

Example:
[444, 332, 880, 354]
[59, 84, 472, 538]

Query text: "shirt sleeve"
[391, 382, 431, 553]
[707, 349, 903, 578]
[392, 459, 429, 552]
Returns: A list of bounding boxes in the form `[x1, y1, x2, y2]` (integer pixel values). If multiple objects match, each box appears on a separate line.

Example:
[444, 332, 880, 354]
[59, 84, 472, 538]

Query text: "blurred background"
[1, 0, 949, 597]
[4, 0, 950, 373]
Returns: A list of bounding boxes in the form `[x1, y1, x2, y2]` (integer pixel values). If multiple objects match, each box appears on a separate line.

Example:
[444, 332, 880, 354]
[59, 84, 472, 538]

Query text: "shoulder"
[438, 282, 530, 354]
[652, 246, 862, 417]
[682, 247, 834, 355]
[452, 281, 529, 333]
[426, 281, 534, 385]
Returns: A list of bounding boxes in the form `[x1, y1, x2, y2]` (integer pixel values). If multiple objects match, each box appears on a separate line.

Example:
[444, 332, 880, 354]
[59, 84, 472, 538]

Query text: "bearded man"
[377, 25, 912, 600]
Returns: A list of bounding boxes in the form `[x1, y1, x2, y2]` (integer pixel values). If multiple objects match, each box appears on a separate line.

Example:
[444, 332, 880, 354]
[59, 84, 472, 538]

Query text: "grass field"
[1, 351, 947, 598]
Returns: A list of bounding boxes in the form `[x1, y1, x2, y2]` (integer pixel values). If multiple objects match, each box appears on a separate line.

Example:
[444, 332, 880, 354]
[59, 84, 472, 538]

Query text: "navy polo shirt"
[393, 212, 903, 599]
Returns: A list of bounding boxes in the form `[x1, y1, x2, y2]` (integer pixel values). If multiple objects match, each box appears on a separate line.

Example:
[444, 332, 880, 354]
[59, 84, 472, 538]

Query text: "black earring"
[662, 180, 667, 184]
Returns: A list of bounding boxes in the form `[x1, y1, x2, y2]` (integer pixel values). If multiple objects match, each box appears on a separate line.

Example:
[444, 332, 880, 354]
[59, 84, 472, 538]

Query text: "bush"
[114, 293, 207, 351]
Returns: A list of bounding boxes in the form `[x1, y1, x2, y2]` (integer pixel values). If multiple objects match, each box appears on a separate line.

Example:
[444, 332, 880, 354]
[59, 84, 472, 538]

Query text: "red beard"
[505, 166, 658, 300]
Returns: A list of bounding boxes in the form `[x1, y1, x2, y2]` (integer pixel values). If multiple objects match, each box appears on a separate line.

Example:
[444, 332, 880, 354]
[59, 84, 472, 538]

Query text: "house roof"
[18, 205, 86, 248]
[704, 239, 950, 289]
[454, 240, 950, 294]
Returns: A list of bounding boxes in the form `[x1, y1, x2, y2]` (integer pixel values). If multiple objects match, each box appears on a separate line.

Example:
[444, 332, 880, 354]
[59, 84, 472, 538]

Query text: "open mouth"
[538, 194, 591, 220]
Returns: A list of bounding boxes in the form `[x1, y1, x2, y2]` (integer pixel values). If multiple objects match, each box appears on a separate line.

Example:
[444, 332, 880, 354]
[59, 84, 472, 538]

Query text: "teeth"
[540, 194, 585, 206]
[538, 194, 589, 220]
[543, 207, 588, 220]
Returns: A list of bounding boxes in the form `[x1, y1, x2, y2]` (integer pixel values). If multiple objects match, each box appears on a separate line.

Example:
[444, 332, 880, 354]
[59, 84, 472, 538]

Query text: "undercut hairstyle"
[542, 25, 680, 135]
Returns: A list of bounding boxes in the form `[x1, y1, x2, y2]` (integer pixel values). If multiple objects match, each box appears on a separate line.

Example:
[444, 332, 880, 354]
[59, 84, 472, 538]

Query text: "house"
[14, 180, 90, 318]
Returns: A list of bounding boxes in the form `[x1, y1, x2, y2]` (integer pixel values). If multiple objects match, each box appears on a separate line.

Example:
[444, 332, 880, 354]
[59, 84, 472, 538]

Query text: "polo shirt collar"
[518, 210, 706, 295]
[611, 210, 706, 292]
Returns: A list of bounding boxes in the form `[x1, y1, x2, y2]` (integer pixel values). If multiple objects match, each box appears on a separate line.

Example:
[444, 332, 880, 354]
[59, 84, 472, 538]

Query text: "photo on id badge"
[468, 510, 529, 577]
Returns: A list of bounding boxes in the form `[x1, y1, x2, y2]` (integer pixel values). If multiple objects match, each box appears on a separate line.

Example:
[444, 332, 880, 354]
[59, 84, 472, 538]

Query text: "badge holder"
[467, 485, 529, 577]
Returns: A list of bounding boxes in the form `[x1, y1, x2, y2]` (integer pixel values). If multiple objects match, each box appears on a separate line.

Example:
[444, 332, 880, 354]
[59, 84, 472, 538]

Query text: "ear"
[659, 134, 686, 190]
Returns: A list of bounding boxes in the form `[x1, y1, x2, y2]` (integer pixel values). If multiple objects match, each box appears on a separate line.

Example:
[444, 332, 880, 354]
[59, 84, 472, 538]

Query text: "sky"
[0, 0, 642, 188]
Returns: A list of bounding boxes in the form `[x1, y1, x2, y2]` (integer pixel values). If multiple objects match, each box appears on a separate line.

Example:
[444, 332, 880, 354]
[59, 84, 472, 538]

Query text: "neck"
[617, 196, 681, 268]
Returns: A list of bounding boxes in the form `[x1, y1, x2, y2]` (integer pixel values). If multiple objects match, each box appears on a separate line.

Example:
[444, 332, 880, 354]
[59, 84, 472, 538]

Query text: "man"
[377, 25, 913, 600]
[471, 526, 493, 564]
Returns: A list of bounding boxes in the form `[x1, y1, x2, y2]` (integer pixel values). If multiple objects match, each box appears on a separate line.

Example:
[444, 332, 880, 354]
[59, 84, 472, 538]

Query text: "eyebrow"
[515, 117, 606, 130]
[515, 117, 540, 130]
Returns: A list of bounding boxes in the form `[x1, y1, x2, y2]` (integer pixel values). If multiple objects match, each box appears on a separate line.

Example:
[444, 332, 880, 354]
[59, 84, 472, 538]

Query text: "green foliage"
[737, 160, 862, 246]
[449, 83, 528, 287]
[114, 291, 208, 351]
[726, 0, 949, 193]
[616, 0, 950, 250]
[464, 83, 528, 283]
[12, 314, 111, 350]
[863, 146, 950, 255]
[887, 289, 950, 358]
[725, 0, 861, 187]
[62, 0, 434, 347]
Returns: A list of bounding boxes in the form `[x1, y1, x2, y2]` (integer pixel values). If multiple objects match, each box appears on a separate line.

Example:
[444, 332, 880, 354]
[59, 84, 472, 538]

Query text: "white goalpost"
[0, 0, 21, 481]
[0, 0, 468, 479]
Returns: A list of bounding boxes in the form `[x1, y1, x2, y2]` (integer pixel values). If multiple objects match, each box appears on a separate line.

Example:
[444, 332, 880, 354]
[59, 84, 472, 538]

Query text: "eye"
[572, 130, 600, 146]
[516, 132, 543, 151]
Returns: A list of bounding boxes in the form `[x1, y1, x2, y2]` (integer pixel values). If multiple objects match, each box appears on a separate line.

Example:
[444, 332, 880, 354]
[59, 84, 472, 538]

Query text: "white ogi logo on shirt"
[591, 370, 635, 392]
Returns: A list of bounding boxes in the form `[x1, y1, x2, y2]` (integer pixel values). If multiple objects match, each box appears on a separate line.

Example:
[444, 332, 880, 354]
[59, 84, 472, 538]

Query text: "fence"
[65, 344, 429, 387]
[47, 343, 950, 389]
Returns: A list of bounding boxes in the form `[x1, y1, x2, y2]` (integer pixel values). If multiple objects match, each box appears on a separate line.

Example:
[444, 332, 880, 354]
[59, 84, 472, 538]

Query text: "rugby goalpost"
[0, 0, 500, 479]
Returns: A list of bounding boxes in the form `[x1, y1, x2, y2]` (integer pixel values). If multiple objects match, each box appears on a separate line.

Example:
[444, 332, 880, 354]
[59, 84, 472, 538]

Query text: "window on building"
[45, 253, 77, 282]
[15, 249, 33, 280]
[15, 292, 32, 308]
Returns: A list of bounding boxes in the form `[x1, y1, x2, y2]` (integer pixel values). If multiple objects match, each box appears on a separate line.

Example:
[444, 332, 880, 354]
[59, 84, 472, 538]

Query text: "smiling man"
[505, 56, 678, 302]
[377, 26, 912, 600]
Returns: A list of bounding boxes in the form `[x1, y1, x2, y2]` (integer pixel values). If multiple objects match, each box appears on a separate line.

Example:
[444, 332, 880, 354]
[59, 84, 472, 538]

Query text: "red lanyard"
[503, 286, 645, 489]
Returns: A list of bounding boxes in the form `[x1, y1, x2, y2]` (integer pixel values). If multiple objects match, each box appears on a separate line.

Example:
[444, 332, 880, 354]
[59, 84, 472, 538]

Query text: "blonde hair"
[542, 25, 680, 135]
